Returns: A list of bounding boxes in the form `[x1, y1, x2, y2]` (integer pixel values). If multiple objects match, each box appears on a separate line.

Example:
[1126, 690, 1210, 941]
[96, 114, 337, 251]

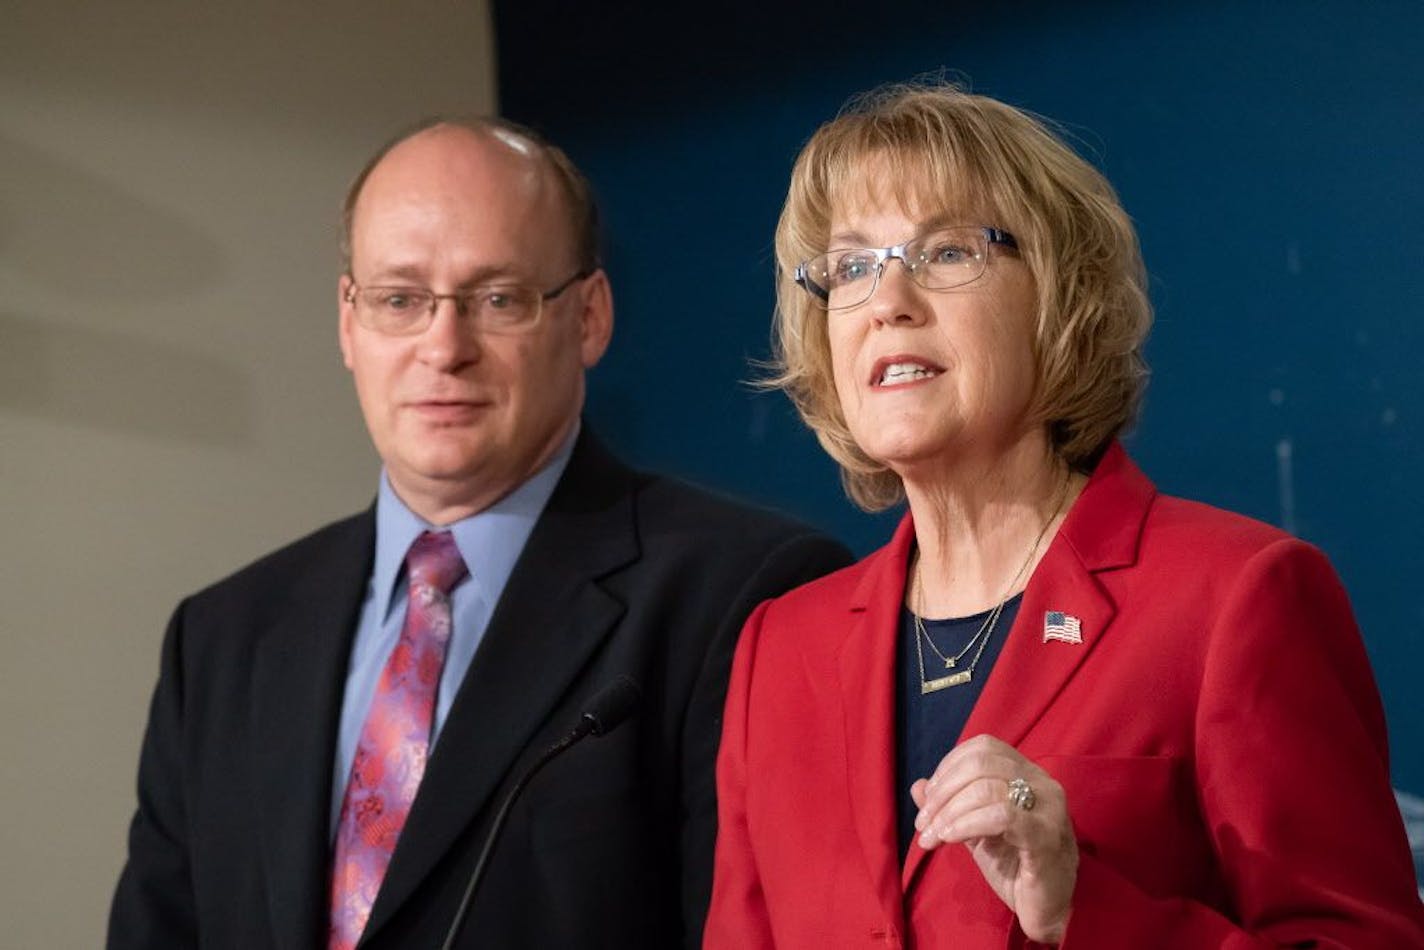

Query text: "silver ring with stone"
[1007, 777, 1036, 811]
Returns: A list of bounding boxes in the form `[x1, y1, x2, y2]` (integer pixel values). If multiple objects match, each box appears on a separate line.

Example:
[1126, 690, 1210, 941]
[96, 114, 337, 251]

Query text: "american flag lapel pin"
[1043, 610, 1083, 645]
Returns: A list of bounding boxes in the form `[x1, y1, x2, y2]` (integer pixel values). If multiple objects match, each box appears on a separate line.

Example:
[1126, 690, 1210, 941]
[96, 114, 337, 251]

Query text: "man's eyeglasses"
[344, 269, 592, 336]
[794, 226, 1018, 311]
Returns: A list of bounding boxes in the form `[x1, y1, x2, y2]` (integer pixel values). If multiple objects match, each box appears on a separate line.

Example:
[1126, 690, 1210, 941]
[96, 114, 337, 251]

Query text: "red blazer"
[706, 444, 1424, 948]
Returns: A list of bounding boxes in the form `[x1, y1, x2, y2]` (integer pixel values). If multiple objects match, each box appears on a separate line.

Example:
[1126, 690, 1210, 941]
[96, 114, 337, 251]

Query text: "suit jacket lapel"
[836, 516, 917, 924]
[362, 430, 639, 939]
[251, 510, 375, 950]
[969, 444, 1153, 745]
[901, 443, 1154, 889]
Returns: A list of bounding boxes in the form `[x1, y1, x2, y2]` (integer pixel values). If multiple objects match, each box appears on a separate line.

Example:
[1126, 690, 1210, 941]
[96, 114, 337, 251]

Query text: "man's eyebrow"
[372, 264, 427, 283]
[362, 263, 524, 286]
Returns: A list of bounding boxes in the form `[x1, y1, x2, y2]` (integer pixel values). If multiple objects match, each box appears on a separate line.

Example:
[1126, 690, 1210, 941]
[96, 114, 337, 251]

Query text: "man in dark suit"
[107, 117, 850, 949]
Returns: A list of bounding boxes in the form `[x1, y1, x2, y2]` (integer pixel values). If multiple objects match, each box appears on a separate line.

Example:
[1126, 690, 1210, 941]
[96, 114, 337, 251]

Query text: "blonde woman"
[705, 83, 1424, 948]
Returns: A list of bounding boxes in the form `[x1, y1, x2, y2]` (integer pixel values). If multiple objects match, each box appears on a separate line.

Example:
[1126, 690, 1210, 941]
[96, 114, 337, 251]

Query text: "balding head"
[340, 117, 600, 275]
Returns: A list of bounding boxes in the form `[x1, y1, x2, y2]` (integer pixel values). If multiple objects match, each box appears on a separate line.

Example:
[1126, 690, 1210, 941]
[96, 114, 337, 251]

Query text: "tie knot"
[406, 530, 467, 595]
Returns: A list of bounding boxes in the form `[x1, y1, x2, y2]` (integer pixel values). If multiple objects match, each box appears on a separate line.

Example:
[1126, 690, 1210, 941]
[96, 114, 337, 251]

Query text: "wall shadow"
[0, 311, 255, 446]
[0, 133, 223, 300]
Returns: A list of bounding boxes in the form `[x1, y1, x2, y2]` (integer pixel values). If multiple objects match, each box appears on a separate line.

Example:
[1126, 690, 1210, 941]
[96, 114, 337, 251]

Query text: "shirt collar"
[371, 422, 580, 621]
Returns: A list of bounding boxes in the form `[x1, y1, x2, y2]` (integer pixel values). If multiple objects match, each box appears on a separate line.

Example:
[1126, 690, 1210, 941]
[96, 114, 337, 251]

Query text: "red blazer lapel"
[902, 444, 1155, 890]
[962, 444, 1152, 749]
[836, 514, 917, 923]
[962, 541, 1115, 744]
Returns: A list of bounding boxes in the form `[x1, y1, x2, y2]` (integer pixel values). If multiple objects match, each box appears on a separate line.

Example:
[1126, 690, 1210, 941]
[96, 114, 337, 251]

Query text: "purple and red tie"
[329, 530, 467, 950]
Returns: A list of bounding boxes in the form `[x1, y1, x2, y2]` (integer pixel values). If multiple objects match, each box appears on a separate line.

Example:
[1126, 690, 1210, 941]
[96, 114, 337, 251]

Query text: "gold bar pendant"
[922, 670, 972, 693]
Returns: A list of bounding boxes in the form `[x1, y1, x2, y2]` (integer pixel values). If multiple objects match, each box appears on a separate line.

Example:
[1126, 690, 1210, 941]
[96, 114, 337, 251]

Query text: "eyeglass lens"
[354, 286, 543, 335]
[807, 226, 993, 310]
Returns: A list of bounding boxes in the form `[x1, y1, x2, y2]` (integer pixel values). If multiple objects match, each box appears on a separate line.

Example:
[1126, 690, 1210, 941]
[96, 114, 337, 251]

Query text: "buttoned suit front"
[109, 429, 852, 949]
[706, 444, 1424, 948]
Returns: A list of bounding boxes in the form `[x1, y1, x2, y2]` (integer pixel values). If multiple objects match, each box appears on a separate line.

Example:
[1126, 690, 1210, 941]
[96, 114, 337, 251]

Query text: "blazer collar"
[832, 442, 1157, 896]
[961, 441, 1154, 754]
[361, 425, 641, 941]
[1055, 442, 1153, 573]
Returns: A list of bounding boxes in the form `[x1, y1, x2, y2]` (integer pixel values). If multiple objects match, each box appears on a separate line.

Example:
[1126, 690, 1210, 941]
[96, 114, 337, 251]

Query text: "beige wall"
[0, 3, 496, 943]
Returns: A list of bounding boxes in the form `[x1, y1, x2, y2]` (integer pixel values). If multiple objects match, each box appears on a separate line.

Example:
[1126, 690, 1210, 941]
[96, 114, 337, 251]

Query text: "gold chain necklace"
[913, 476, 1069, 694]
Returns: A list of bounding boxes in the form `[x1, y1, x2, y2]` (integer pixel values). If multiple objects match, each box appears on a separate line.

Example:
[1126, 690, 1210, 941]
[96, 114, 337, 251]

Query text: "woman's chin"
[868, 443, 956, 482]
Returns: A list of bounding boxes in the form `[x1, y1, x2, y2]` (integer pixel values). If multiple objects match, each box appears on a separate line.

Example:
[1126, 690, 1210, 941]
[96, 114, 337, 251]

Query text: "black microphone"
[439, 676, 642, 950]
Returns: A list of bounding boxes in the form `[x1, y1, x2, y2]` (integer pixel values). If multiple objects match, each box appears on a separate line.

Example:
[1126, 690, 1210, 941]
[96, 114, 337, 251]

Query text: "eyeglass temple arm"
[793, 262, 831, 302]
[985, 227, 1018, 249]
[541, 268, 597, 301]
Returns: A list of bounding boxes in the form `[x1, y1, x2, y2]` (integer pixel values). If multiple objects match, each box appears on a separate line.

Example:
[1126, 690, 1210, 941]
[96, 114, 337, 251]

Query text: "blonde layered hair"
[770, 82, 1151, 511]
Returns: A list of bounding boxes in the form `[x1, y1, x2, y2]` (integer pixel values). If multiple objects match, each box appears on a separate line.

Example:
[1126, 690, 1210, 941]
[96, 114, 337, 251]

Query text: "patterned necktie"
[329, 530, 467, 950]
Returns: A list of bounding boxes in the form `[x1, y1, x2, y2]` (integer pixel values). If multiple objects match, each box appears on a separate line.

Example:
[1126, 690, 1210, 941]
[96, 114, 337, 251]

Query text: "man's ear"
[337, 274, 357, 370]
[577, 268, 614, 368]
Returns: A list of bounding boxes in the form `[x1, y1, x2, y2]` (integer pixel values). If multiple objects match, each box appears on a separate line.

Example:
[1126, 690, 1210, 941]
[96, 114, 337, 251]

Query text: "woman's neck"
[903, 436, 1081, 618]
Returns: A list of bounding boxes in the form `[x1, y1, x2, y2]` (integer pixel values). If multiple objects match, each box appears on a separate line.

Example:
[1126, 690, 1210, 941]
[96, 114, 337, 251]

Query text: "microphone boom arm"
[438, 676, 641, 950]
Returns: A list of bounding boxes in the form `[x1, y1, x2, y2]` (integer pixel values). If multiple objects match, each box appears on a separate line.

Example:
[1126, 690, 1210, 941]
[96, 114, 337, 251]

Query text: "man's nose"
[416, 298, 481, 367]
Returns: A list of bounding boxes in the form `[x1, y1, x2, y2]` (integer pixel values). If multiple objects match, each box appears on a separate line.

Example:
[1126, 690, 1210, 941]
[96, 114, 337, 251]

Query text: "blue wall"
[496, 1, 1424, 791]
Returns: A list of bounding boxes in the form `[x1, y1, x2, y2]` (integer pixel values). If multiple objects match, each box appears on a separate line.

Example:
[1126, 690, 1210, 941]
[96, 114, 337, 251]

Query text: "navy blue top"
[895, 594, 1023, 856]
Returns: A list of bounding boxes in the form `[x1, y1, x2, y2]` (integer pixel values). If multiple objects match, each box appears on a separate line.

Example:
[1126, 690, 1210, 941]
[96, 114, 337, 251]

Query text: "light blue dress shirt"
[329, 427, 577, 834]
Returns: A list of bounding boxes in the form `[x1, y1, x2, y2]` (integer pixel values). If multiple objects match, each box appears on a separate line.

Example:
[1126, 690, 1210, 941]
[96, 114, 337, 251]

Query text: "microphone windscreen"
[582, 675, 642, 736]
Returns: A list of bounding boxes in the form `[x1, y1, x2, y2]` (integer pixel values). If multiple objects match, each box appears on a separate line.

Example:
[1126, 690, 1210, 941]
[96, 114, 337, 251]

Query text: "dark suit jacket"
[707, 443, 1424, 949]
[109, 430, 851, 949]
